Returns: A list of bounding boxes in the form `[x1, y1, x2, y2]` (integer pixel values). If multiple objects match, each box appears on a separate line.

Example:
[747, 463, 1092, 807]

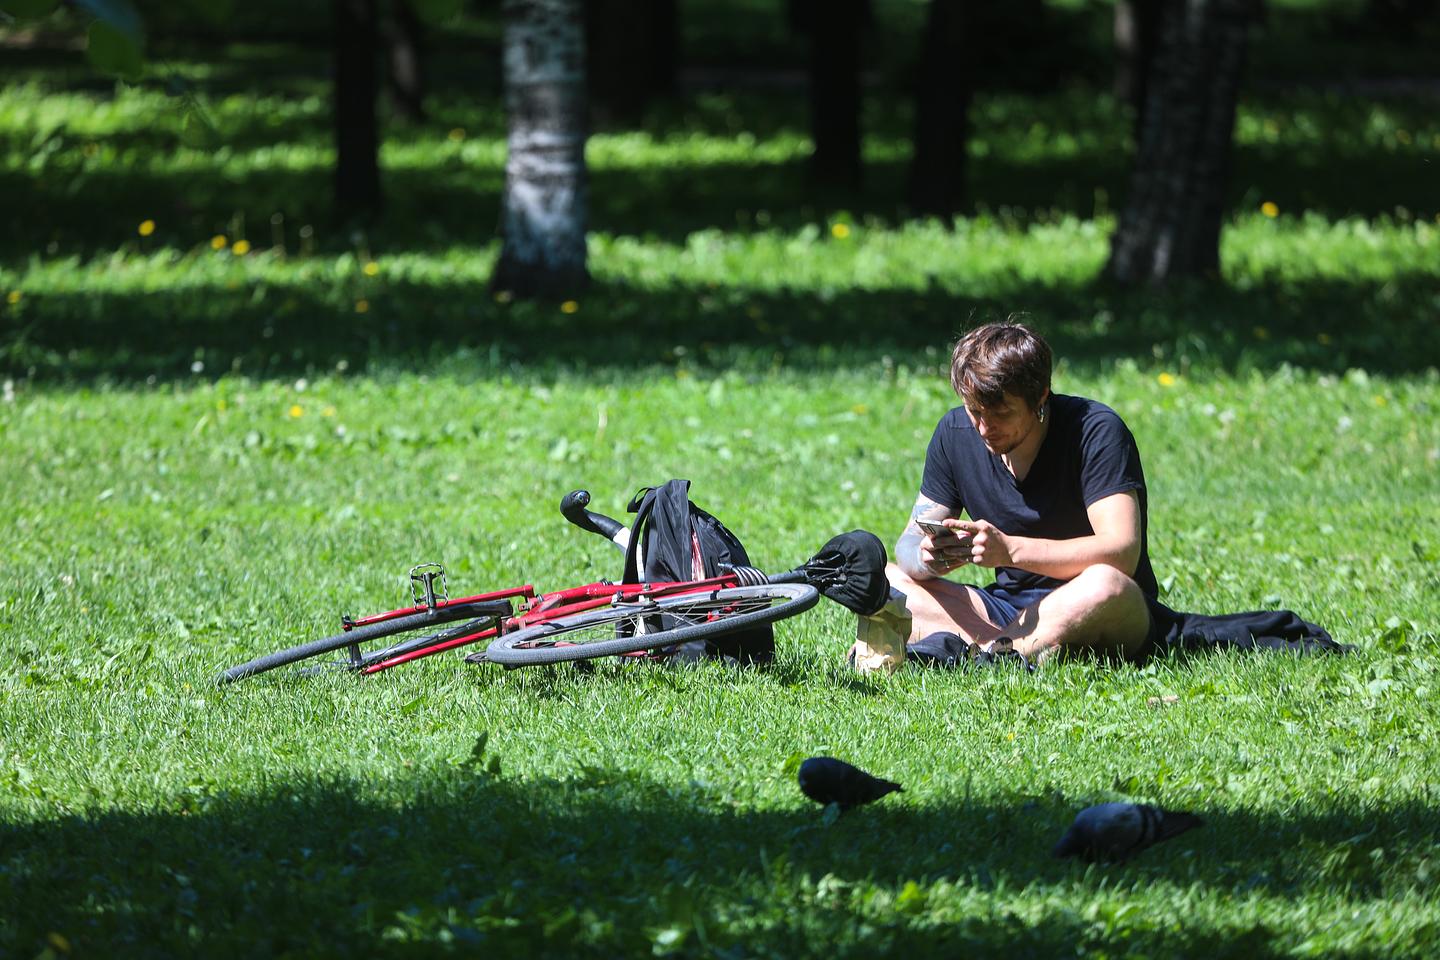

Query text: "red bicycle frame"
[359, 573, 744, 674]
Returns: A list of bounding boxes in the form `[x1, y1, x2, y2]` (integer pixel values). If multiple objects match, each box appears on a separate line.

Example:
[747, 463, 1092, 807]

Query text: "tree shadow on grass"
[4, 268, 1437, 384]
[1, 769, 1434, 958]
[5, 130, 1435, 265]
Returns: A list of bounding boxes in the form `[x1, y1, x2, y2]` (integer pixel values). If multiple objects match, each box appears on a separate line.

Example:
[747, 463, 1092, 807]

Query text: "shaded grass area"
[4, 231, 1437, 382]
[5, 759, 1437, 957]
[3, 77, 1437, 257]
[3, 42, 1437, 385]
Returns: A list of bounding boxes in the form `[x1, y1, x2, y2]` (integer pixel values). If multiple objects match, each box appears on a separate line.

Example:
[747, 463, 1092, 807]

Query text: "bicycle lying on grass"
[219, 489, 887, 683]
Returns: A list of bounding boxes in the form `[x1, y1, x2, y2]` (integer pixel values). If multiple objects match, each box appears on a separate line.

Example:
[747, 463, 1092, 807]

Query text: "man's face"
[962, 391, 1041, 456]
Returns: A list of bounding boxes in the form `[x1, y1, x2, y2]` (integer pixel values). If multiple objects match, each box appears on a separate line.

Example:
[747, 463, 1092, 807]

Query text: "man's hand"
[953, 519, 1013, 568]
[919, 531, 970, 575]
[897, 495, 968, 580]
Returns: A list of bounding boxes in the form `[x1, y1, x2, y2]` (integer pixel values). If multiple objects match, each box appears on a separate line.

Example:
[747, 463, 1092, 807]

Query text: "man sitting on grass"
[889, 320, 1159, 663]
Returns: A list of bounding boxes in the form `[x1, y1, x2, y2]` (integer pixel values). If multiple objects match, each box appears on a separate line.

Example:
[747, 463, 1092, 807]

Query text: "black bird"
[797, 757, 903, 812]
[1053, 802, 1204, 862]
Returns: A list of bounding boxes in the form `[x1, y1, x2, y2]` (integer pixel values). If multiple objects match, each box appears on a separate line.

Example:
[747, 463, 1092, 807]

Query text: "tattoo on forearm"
[908, 495, 950, 532]
[898, 494, 952, 579]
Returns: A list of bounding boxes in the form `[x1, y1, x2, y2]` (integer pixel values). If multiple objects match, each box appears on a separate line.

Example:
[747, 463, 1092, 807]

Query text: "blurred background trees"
[1, 0, 1437, 307]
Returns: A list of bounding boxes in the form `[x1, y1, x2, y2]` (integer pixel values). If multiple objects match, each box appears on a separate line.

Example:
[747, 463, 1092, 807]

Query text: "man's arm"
[954, 490, 1143, 580]
[896, 493, 970, 581]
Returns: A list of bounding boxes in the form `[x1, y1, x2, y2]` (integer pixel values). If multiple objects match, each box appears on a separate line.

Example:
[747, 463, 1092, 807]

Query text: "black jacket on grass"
[1142, 599, 1347, 656]
[907, 601, 1345, 667]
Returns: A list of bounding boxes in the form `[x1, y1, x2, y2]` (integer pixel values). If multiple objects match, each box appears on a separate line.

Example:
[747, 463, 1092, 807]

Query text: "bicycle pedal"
[409, 562, 448, 609]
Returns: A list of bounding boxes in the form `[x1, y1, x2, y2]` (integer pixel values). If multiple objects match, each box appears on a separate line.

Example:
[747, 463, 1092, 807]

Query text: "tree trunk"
[793, 0, 867, 193]
[1105, 0, 1258, 285]
[586, 0, 677, 129]
[491, 0, 590, 299]
[1114, 0, 1162, 134]
[908, 0, 969, 220]
[386, 0, 426, 124]
[333, 0, 382, 223]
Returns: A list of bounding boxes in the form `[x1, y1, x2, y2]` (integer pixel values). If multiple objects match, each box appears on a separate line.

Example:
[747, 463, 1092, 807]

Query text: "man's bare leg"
[885, 563, 1005, 644]
[888, 563, 1152, 661]
[992, 565, 1152, 662]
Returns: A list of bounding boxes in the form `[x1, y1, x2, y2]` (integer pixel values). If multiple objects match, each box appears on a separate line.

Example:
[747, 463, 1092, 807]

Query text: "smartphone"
[916, 518, 973, 550]
[915, 518, 952, 537]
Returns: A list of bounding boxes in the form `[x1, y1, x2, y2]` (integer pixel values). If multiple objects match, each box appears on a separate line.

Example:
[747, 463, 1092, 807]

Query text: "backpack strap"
[621, 479, 696, 584]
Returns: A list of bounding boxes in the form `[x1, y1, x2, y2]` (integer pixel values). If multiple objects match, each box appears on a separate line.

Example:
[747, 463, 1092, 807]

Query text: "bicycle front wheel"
[484, 583, 818, 666]
[219, 600, 510, 684]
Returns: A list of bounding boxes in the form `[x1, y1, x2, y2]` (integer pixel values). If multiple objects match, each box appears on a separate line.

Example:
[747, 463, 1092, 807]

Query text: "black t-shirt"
[920, 393, 1158, 597]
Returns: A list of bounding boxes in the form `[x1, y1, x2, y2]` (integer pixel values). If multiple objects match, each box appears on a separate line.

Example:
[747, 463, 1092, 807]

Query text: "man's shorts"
[965, 582, 1163, 654]
[965, 583, 1053, 629]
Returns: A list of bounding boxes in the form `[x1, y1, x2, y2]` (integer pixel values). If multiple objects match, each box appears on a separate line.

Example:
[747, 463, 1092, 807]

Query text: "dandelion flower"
[1157, 372, 1177, 387]
[363, 261, 380, 277]
[354, 299, 370, 314]
[232, 240, 251, 255]
[288, 405, 304, 418]
[1260, 201, 1279, 218]
[5, 290, 20, 305]
[138, 219, 156, 237]
[831, 223, 851, 239]
[560, 300, 579, 314]
[211, 234, 228, 250]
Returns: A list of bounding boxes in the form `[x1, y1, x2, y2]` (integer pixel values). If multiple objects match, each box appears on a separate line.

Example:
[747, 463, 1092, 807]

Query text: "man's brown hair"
[949, 321, 1052, 411]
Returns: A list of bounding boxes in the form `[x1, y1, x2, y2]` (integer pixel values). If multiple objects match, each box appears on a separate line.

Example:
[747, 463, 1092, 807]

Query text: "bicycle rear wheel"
[219, 599, 512, 684]
[484, 583, 818, 666]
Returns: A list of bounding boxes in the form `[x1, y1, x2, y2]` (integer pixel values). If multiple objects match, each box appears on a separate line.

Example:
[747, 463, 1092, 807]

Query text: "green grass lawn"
[3, 12, 1440, 957]
[3, 362, 1437, 957]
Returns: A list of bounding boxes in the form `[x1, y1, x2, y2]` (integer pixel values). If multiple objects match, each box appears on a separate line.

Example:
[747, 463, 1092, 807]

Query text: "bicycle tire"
[484, 583, 818, 666]
[219, 600, 510, 684]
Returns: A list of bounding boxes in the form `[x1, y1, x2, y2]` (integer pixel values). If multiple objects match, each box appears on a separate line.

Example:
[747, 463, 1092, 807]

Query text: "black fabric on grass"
[903, 602, 1347, 668]
[798, 530, 890, 616]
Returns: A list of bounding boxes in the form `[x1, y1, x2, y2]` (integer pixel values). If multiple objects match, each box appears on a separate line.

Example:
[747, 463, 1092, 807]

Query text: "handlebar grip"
[560, 489, 627, 541]
[764, 567, 808, 585]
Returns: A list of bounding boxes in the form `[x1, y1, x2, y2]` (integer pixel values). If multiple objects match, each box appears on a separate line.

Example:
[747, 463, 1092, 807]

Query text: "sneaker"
[971, 637, 1034, 671]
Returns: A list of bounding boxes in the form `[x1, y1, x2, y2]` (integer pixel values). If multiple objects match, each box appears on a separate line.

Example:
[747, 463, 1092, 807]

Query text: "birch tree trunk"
[491, 0, 590, 298]
[1106, 0, 1259, 285]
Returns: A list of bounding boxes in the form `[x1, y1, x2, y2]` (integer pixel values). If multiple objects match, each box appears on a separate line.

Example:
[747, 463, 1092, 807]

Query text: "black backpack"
[621, 479, 775, 665]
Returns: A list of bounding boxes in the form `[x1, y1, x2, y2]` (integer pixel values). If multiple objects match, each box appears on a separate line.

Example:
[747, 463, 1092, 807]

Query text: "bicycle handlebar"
[764, 567, 808, 585]
[560, 489, 630, 547]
